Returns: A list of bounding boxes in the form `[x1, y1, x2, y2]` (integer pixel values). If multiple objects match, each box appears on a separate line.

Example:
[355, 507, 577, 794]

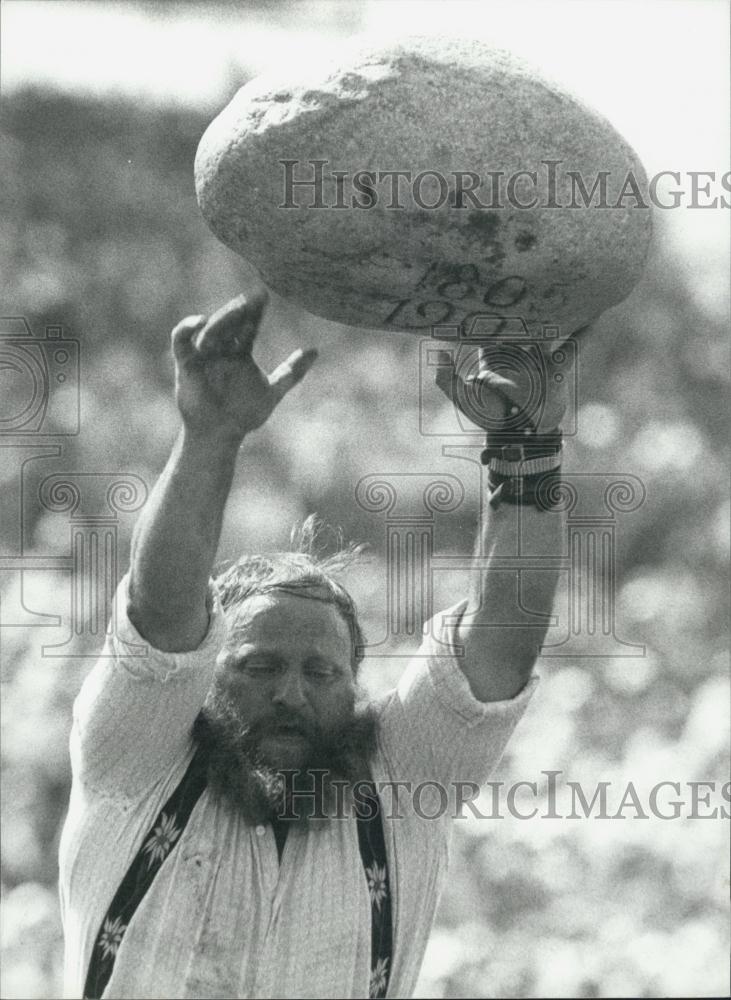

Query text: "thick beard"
[192, 689, 380, 826]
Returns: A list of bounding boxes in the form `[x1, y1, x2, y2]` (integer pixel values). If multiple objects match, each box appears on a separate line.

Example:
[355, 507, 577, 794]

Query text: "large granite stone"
[195, 36, 652, 336]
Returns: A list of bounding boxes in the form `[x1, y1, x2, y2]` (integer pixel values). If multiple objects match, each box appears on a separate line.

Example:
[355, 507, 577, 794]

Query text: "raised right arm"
[127, 290, 317, 652]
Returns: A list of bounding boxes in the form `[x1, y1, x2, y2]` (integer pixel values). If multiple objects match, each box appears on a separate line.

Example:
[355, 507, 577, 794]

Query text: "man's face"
[214, 591, 357, 770]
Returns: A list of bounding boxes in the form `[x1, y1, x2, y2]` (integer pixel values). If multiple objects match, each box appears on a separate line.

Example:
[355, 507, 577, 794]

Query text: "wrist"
[481, 427, 563, 471]
[482, 427, 564, 511]
[180, 422, 245, 459]
[487, 468, 563, 509]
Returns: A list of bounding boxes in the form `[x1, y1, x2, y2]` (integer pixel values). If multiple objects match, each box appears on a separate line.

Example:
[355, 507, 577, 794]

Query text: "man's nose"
[272, 668, 307, 709]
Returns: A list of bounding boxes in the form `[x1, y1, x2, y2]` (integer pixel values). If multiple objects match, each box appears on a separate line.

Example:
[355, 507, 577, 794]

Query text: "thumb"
[171, 314, 206, 363]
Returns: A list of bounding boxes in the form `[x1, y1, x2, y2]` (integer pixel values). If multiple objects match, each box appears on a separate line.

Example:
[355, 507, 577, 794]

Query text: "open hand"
[171, 290, 317, 442]
[434, 326, 588, 435]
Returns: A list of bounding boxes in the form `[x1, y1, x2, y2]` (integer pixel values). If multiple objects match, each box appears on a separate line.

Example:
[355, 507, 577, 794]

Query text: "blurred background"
[1, 1, 729, 997]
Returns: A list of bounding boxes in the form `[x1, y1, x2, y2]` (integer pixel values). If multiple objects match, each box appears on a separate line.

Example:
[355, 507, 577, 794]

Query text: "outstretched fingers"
[193, 289, 270, 358]
[268, 348, 319, 402]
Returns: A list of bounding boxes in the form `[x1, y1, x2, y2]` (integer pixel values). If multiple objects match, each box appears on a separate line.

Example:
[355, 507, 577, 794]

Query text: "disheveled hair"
[214, 515, 367, 671]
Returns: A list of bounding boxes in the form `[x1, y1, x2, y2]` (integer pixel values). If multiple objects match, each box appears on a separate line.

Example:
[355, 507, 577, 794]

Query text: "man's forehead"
[225, 591, 351, 655]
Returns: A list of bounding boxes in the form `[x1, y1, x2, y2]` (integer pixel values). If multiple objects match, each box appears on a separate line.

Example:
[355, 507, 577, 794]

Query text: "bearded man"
[59, 291, 572, 999]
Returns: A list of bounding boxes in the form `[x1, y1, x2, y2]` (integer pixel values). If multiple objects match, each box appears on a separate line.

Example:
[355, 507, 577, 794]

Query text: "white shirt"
[59, 575, 537, 999]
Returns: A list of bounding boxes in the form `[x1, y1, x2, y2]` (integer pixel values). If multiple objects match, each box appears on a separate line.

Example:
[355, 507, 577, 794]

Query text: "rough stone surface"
[195, 36, 652, 336]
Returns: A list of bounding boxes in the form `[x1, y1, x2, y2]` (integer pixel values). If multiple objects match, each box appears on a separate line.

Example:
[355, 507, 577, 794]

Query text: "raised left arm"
[455, 488, 564, 702]
[435, 329, 583, 702]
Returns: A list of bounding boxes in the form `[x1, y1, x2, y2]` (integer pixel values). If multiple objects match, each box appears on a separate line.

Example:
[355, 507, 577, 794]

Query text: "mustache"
[192, 687, 380, 824]
[252, 712, 316, 739]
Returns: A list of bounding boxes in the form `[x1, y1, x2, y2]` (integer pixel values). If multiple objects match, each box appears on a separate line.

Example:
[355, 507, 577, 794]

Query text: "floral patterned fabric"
[83, 754, 392, 999]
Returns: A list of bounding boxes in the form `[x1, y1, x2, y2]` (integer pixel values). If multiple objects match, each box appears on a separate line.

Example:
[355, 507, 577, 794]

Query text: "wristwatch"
[481, 429, 564, 509]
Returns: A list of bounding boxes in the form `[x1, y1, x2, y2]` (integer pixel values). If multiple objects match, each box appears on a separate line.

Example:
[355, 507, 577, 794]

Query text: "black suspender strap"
[84, 756, 393, 999]
[355, 781, 393, 999]
[83, 749, 208, 999]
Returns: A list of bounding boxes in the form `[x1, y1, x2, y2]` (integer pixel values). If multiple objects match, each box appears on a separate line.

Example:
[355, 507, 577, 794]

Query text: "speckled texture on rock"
[195, 36, 652, 336]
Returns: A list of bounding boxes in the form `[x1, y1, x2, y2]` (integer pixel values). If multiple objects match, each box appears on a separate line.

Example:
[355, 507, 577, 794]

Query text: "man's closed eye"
[240, 656, 281, 676]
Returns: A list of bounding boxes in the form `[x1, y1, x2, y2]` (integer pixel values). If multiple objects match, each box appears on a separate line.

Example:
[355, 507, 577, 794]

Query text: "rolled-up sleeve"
[376, 600, 538, 790]
[70, 573, 228, 798]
